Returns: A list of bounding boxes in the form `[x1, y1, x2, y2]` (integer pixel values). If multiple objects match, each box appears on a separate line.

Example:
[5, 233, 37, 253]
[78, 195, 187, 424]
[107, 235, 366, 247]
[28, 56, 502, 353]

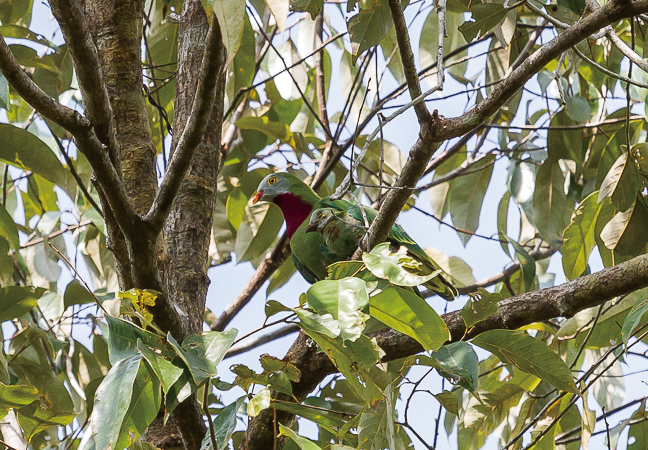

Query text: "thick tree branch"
[242, 251, 648, 450]
[388, 0, 432, 123]
[0, 36, 87, 133]
[145, 14, 224, 233]
[49, 0, 116, 149]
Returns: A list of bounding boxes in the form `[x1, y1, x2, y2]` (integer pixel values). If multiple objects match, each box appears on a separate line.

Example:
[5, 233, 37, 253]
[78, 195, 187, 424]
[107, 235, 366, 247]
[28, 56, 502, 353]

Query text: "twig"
[388, 0, 432, 123]
[48, 243, 107, 314]
[203, 379, 218, 450]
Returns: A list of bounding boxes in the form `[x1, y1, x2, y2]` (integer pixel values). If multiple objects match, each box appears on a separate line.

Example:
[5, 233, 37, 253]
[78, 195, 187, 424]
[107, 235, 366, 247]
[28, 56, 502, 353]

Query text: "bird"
[253, 172, 457, 300]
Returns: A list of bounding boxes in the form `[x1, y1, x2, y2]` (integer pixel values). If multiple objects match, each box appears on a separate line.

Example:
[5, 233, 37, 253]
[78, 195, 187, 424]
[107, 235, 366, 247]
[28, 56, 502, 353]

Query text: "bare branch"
[144, 14, 225, 232]
[388, 0, 432, 123]
[0, 36, 89, 134]
[49, 0, 115, 148]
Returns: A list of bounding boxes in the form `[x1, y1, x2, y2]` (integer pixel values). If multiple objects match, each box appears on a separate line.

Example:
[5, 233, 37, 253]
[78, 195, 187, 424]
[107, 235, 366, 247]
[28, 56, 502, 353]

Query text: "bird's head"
[252, 172, 320, 205]
[305, 208, 335, 234]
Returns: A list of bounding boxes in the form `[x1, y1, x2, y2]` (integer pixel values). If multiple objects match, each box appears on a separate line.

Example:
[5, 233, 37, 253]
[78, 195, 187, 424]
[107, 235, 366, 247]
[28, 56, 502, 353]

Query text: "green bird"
[253, 172, 457, 300]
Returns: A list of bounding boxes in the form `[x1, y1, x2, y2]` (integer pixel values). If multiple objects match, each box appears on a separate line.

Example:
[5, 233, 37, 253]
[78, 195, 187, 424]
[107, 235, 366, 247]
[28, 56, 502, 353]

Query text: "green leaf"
[0, 72, 8, 109]
[562, 191, 605, 280]
[0, 286, 45, 322]
[301, 330, 384, 404]
[91, 354, 143, 450]
[565, 95, 591, 122]
[363, 243, 441, 287]
[406, 342, 479, 394]
[274, 400, 347, 429]
[289, 0, 323, 19]
[248, 388, 271, 417]
[265, 299, 291, 318]
[0, 123, 75, 194]
[63, 279, 96, 308]
[461, 288, 503, 328]
[621, 295, 648, 345]
[448, 154, 495, 246]
[348, 0, 392, 64]
[306, 277, 369, 342]
[201, 396, 246, 450]
[294, 308, 341, 338]
[236, 116, 294, 146]
[508, 238, 536, 292]
[458, 3, 508, 42]
[598, 152, 641, 211]
[211, 0, 245, 67]
[497, 192, 511, 257]
[115, 359, 162, 449]
[600, 198, 648, 255]
[533, 162, 572, 243]
[279, 423, 323, 450]
[628, 402, 648, 450]
[137, 340, 184, 395]
[104, 315, 170, 365]
[167, 329, 237, 385]
[0, 203, 19, 250]
[434, 390, 460, 416]
[226, 187, 248, 231]
[0, 383, 39, 419]
[472, 330, 579, 394]
[369, 285, 449, 351]
[234, 202, 284, 263]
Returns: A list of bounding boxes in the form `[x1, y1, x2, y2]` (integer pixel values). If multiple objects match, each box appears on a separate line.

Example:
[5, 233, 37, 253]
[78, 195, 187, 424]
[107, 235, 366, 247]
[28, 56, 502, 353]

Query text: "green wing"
[344, 204, 458, 301]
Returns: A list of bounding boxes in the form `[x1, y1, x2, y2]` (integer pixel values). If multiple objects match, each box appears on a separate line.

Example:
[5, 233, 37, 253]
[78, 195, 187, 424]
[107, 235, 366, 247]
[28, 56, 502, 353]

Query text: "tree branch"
[388, 0, 432, 123]
[49, 0, 116, 149]
[144, 14, 224, 233]
[0, 36, 88, 134]
[242, 251, 648, 450]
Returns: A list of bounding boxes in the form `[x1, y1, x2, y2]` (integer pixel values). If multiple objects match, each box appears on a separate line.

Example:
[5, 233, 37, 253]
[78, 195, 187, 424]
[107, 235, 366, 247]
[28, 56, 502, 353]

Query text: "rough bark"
[85, 0, 158, 212]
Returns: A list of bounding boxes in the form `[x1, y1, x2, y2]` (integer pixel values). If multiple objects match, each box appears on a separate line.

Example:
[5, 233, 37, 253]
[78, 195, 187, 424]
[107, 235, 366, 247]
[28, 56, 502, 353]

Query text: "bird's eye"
[268, 176, 277, 185]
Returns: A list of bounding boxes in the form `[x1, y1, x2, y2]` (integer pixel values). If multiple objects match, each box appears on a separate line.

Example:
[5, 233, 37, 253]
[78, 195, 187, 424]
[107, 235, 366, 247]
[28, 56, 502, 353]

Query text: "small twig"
[48, 243, 107, 313]
[203, 379, 218, 450]
[436, 0, 447, 87]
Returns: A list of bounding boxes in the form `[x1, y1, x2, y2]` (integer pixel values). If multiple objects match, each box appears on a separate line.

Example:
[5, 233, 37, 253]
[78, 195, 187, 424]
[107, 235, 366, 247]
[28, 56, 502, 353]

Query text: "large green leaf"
[63, 279, 97, 308]
[598, 152, 641, 211]
[115, 360, 162, 449]
[363, 243, 441, 287]
[0, 383, 39, 420]
[91, 354, 143, 450]
[0, 286, 45, 322]
[167, 329, 237, 385]
[306, 277, 368, 342]
[562, 191, 604, 280]
[0, 203, 19, 250]
[289, 0, 323, 19]
[458, 3, 508, 42]
[600, 198, 648, 255]
[448, 154, 494, 246]
[104, 315, 170, 365]
[472, 330, 579, 394]
[621, 295, 648, 345]
[234, 202, 284, 263]
[137, 340, 184, 395]
[533, 162, 572, 243]
[201, 396, 246, 450]
[348, 0, 392, 63]
[208, 0, 245, 67]
[369, 285, 449, 351]
[278, 423, 323, 450]
[0, 123, 75, 194]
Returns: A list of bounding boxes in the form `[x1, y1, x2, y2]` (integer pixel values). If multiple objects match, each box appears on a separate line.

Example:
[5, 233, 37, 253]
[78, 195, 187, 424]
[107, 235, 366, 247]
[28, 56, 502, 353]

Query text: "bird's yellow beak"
[252, 191, 264, 204]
